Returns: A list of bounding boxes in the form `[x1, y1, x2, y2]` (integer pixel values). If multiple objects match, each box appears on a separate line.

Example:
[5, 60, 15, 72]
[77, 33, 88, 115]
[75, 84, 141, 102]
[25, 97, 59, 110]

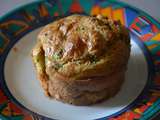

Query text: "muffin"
[32, 14, 130, 105]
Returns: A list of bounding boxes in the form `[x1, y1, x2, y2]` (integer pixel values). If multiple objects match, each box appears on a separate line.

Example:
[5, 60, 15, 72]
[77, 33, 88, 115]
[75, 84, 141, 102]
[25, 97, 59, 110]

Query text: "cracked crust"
[32, 14, 130, 105]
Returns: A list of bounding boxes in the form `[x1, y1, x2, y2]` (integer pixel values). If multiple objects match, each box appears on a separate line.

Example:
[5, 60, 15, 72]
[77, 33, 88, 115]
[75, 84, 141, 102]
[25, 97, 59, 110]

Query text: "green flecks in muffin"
[54, 63, 63, 70]
[76, 26, 85, 31]
[35, 58, 40, 62]
[52, 49, 64, 60]
[88, 54, 98, 64]
[45, 57, 50, 63]
[53, 53, 60, 60]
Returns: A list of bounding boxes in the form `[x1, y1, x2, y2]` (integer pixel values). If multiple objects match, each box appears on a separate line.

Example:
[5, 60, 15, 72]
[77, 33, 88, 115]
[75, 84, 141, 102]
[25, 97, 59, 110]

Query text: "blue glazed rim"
[0, 0, 159, 119]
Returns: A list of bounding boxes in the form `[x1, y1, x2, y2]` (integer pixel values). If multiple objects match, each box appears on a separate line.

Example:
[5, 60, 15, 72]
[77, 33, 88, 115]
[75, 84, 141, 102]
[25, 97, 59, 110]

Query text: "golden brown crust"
[47, 69, 125, 105]
[36, 14, 130, 80]
[32, 14, 130, 105]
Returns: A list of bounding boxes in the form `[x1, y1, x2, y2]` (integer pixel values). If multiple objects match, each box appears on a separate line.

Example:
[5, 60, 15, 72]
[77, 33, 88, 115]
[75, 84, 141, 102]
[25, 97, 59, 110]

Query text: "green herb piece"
[52, 49, 64, 60]
[36, 58, 39, 62]
[76, 27, 85, 31]
[45, 57, 50, 63]
[88, 54, 98, 64]
[53, 53, 60, 60]
[54, 63, 63, 70]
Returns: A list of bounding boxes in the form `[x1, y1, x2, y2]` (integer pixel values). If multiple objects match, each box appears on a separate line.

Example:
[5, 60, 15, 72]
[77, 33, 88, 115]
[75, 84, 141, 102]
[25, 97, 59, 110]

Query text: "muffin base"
[40, 69, 126, 106]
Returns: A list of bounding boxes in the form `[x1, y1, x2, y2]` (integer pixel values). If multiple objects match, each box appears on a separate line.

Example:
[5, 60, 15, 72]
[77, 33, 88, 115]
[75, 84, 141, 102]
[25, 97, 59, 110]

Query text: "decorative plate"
[0, 0, 160, 120]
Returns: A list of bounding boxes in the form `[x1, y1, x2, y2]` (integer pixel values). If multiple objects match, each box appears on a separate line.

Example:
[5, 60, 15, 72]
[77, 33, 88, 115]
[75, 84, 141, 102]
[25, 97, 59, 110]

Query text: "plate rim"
[0, 0, 160, 119]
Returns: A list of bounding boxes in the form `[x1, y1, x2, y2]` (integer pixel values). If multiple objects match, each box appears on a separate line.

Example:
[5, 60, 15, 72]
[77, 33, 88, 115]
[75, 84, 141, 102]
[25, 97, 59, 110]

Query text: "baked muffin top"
[33, 14, 130, 80]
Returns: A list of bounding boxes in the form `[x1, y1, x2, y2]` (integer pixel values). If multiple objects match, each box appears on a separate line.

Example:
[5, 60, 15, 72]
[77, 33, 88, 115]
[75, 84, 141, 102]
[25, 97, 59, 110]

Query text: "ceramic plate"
[0, 0, 160, 120]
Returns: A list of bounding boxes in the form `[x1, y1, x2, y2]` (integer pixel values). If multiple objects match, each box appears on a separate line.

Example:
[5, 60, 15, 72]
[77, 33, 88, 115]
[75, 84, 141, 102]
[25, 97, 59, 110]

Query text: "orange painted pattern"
[91, 6, 125, 24]
[112, 8, 125, 25]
